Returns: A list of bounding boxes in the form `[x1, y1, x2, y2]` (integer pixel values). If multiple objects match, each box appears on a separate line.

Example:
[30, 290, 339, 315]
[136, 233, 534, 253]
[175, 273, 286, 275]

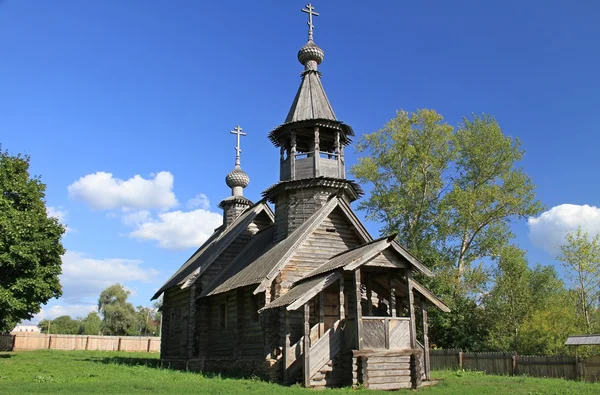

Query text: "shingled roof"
[286, 70, 336, 123]
[202, 197, 342, 297]
[151, 200, 273, 300]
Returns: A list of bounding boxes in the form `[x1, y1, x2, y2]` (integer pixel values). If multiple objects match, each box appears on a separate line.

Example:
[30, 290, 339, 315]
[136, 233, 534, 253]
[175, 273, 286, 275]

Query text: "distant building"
[11, 325, 40, 333]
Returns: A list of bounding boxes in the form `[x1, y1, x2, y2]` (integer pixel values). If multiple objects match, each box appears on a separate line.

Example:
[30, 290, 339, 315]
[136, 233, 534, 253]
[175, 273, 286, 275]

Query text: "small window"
[219, 303, 227, 329]
[326, 227, 336, 233]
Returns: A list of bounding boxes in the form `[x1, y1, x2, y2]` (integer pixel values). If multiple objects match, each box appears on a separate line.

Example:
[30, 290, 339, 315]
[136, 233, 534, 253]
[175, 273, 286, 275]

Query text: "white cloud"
[187, 193, 210, 210]
[67, 171, 178, 210]
[33, 304, 97, 321]
[121, 210, 151, 226]
[129, 209, 222, 250]
[528, 204, 600, 255]
[60, 251, 159, 304]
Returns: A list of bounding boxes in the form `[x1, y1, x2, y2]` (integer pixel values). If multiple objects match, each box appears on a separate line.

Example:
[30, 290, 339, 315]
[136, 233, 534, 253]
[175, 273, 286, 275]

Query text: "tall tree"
[98, 284, 136, 336]
[557, 227, 600, 333]
[0, 147, 64, 332]
[352, 109, 454, 262]
[443, 114, 544, 293]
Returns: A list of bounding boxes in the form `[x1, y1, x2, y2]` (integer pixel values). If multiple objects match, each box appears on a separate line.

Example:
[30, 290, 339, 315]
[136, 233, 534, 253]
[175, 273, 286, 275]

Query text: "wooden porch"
[279, 266, 433, 389]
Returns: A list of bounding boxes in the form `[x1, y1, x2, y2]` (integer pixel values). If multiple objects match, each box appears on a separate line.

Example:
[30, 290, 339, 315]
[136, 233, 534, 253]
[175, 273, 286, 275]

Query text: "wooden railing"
[361, 317, 411, 350]
[309, 319, 344, 378]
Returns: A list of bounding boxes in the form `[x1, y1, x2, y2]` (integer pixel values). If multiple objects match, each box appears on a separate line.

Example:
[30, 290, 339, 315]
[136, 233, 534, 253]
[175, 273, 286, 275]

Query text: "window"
[219, 303, 227, 329]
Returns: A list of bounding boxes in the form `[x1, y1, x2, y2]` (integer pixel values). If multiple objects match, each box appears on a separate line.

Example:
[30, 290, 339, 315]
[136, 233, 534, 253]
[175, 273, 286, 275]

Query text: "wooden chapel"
[153, 3, 450, 390]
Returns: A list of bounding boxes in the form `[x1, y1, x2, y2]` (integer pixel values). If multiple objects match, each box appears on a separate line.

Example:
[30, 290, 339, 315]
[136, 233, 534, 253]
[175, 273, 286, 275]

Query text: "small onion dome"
[225, 165, 250, 189]
[298, 40, 324, 70]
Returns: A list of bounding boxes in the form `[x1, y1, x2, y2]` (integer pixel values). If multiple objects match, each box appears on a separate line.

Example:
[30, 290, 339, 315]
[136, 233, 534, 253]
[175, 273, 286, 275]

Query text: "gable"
[279, 206, 367, 289]
[195, 211, 273, 289]
[152, 202, 274, 300]
[365, 248, 407, 269]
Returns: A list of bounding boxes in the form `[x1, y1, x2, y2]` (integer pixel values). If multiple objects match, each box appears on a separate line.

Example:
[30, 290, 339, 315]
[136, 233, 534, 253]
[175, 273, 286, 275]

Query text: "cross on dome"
[230, 125, 246, 166]
[301, 3, 319, 41]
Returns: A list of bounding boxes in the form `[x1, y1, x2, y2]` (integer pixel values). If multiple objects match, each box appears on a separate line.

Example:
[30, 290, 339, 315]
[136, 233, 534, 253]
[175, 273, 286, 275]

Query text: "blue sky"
[1, 1, 599, 321]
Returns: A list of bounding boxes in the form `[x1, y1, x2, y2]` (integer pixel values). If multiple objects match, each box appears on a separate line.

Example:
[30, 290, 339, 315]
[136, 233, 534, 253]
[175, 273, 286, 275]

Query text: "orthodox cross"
[230, 125, 246, 166]
[302, 3, 319, 41]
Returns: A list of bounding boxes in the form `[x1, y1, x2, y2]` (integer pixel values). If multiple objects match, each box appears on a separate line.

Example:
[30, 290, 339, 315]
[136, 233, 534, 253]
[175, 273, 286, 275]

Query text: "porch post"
[290, 130, 297, 180]
[388, 274, 396, 317]
[282, 307, 289, 384]
[407, 272, 416, 349]
[354, 269, 363, 350]
[318, 292, 325, 336]
[303, 303, 310, 387]
[421, 300, 430, 380]
[366, 274, 373, 316]
[339, 277, 345, 320]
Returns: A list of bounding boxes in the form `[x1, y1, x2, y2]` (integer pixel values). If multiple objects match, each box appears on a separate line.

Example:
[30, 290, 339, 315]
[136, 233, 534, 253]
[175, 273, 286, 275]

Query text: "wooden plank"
[366, 274, 373, 316]
[369, 382, 412, 390]
[422, 300, 430, 380]
[368, 368, 411, 377]
[283, 308, 289, 383]
[389, 275, 396, 317]
[303, 303, 310, 387]
[354, 269, 363, 350]
[367, 375, 412, 384]
[367, 356, 411, 364]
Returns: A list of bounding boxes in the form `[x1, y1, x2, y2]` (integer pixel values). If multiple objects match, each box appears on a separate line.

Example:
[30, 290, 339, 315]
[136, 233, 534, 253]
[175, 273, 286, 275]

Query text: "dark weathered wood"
[319, 291, 325, 336]
[354, 270, 362, 350]
[303, 303, 310, 387]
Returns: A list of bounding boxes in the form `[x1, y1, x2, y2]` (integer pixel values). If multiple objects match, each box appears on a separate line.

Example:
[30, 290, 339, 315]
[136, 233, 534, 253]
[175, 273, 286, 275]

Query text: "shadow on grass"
[0, 354, 11, 358]
[83, 356, 163, 369]
[85, 356, 280, 382]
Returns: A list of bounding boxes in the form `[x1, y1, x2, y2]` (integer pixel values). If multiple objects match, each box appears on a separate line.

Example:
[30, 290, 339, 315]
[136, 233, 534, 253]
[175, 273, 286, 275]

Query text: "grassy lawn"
[0, 350, 598, 394]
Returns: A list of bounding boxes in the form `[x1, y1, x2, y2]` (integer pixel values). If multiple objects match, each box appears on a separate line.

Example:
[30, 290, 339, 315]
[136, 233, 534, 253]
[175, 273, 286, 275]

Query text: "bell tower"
[265, 4, 362, 241]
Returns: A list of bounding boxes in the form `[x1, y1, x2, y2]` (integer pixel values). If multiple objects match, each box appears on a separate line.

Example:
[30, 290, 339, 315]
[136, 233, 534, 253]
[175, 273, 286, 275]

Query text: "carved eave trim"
[261, 177, 363, 203]
[268, 119, 354, 147]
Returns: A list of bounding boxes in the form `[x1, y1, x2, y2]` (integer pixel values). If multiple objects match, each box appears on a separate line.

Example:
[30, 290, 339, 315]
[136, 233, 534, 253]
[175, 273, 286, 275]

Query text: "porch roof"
[258, 272, 341, 312]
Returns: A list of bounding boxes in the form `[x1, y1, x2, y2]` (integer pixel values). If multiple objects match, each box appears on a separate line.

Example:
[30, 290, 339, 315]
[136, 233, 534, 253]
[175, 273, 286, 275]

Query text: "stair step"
[310, 377, 345, 388]
[320, 365, 333, 372]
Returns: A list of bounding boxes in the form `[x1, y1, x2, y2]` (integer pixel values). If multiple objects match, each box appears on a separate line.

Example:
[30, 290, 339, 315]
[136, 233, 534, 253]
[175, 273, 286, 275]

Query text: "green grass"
[0, 350, 598, 394]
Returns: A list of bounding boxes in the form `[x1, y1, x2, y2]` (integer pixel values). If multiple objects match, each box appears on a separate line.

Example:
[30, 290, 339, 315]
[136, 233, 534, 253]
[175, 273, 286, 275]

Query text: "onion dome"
[226, 165, 250, 190]
[298, 40, 324, 71]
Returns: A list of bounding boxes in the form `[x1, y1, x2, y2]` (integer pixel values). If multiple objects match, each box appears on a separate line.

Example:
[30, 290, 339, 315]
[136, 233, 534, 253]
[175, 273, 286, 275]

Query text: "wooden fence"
[0, 333, 160, 353]
[430, 349, 600, 382]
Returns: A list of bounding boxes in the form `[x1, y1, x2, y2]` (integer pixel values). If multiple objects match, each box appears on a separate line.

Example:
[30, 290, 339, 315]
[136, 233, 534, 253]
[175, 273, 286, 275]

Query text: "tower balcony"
[280, 150, 345, 181]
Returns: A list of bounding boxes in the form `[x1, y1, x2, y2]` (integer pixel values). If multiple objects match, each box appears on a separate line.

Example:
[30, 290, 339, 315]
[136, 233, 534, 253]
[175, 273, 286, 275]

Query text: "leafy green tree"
[352, 111, 544, 350]
[0, 147, 65, 332]
[443, 115, 544, 293]
[38, 316, 80, 334]
[98, 284, 136, 336]
[484, 246, 564, 352]
[80, 311, 102, 335]
[352, 109, 454, 263]
[485, 245, 532, 351]
[518, 292, 581, 355]
[558, 227, 600, 333]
